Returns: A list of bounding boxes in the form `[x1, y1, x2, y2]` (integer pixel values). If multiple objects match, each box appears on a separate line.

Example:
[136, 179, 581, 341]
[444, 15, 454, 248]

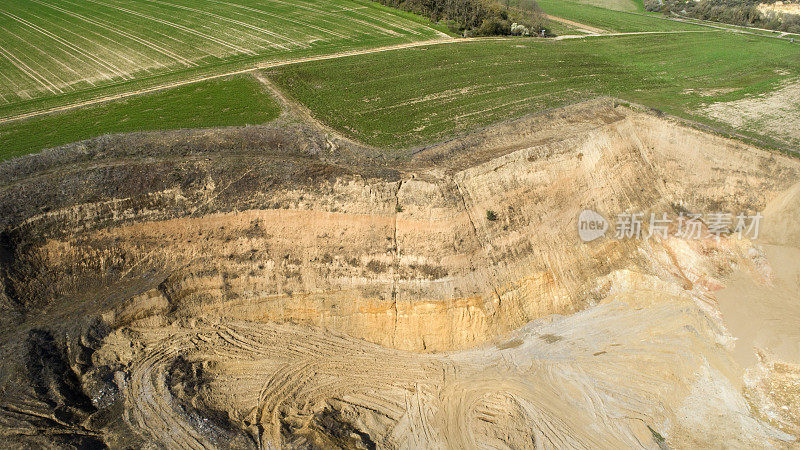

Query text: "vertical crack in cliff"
[391, 180, 403, 348]
[452, 178, 482, 249]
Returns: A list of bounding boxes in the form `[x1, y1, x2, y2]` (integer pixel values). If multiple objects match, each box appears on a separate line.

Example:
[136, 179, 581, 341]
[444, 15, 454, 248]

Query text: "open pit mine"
[0, 100, 799, 448]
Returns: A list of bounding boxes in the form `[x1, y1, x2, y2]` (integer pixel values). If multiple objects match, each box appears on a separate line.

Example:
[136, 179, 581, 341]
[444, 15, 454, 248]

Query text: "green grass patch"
[0, 75, 280, 161]
[534, 0, 706, 31]
[663, 15, 800, 38]
[561, 0, 645, 13]
[268, 32, 799, 149]
[512, 0, 643, 15]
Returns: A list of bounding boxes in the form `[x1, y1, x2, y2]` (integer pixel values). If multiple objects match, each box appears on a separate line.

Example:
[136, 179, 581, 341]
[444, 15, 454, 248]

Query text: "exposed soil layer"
[0, 99, 798, 447]
[700, 78, 800, 148]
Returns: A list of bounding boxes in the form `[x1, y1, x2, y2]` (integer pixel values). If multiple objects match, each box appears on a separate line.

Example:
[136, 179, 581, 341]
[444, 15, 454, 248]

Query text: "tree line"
[372, 0, 551, 36]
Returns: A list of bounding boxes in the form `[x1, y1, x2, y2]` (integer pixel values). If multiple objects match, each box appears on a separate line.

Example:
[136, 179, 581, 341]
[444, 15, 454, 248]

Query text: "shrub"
[472, 17, 510, 35]
[370, 0, 545, 36]
[511, 22, 531, 35]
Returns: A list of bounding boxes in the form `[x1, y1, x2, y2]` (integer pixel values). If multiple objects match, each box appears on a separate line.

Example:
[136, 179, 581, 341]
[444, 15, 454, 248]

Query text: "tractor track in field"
[0, 30, 723, 127]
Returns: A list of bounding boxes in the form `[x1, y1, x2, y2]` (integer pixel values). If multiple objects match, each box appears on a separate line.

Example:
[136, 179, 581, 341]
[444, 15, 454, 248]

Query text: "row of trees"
[372, 0, 550, 36]
[645, 0, 800, 33]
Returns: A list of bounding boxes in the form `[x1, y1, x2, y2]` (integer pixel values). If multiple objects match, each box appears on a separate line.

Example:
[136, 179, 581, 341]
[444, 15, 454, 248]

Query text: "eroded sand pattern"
[0, 100, 798, 447]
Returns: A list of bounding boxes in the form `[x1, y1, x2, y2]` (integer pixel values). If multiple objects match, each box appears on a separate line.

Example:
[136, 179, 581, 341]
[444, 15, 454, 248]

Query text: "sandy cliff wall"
[1, 104, 798, 352]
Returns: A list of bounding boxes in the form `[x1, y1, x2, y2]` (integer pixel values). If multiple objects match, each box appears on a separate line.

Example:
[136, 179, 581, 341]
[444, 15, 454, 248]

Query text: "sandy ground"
[718, 180, 800, 367]
[700, 78, 800, 147]
[717, 245, 800, 367]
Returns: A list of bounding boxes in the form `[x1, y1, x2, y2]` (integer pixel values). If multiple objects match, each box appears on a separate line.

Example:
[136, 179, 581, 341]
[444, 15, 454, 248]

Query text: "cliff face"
[1, 100, 799, 447]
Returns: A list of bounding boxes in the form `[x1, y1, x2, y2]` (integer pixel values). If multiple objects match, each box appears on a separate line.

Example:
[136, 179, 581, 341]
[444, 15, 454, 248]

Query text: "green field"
[575, 0, 644, 13]
[268, 32, 799, 149]
[536, 0, 798, 37]
[533, 0, 705, 32]
[520, 0, 644, 13]
[666, 15, 800, 39]
[0, 0, 445, 119]
[0, 75, 279, 160]
[1, 0, 798, 161]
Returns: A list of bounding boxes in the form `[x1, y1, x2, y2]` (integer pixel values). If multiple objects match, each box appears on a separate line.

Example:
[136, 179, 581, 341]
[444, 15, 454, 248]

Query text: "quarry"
[0, 99, 798, 448]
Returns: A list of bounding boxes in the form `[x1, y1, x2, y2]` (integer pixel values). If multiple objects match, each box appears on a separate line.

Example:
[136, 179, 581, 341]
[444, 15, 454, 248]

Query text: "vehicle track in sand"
[115, 284, 787, 449]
